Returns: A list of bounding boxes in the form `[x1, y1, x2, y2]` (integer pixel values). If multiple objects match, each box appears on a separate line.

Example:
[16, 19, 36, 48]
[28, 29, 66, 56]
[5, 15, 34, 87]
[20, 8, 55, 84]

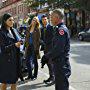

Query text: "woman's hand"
[15, 41, 22, 48]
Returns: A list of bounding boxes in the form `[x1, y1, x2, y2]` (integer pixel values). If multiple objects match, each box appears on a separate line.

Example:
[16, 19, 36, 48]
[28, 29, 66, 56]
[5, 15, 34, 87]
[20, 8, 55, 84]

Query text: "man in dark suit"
[40, 14, 55, 84]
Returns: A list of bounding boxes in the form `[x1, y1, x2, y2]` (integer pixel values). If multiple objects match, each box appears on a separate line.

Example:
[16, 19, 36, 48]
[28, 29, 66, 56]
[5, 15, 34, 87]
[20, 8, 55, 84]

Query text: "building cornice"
[0, 0, 21, 9]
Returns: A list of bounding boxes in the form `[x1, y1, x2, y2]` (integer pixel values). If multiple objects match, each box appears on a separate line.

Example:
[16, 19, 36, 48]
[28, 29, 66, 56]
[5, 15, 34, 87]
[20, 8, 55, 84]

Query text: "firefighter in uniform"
[41, 9, 71, 90]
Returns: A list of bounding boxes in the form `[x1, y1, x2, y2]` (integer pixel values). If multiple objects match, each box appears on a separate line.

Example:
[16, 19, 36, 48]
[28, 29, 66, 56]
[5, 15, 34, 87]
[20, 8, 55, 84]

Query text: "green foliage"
[22, 0, 33, 6]
[23, 0, 90, 12]
[76, 0, 90, 11]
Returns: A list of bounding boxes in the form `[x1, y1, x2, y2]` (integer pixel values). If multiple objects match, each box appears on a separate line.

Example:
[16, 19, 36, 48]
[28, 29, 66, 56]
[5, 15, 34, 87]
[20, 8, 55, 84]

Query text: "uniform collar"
[56, 22, 64, 27]
[54, 23, 64, 30]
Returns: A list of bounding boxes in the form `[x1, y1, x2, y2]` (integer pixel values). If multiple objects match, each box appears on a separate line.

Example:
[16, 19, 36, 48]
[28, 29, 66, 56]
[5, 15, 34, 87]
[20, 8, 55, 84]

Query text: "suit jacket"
[40, 24, 53, 52]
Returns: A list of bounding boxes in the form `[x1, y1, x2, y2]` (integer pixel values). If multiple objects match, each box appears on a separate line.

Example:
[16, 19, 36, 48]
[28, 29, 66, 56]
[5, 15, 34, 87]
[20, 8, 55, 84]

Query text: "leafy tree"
[76, 0, 90, 11]
[22, 0, 46, 8]
[22, 0, 34, 6]
[22, 0, 90, 12]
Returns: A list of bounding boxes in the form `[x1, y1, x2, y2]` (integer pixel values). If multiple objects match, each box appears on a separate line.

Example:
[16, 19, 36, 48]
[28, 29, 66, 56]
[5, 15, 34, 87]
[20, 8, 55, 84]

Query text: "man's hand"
[41, 55, 48, 68]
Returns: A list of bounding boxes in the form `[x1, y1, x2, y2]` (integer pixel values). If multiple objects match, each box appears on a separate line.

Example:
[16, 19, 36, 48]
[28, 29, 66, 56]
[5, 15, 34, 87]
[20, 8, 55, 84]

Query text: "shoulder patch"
[59, 29, 64, 35]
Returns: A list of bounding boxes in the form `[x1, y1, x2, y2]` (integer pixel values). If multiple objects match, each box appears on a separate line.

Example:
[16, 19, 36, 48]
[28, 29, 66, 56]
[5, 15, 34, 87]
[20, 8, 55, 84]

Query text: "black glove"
[41, 55, 48, 68]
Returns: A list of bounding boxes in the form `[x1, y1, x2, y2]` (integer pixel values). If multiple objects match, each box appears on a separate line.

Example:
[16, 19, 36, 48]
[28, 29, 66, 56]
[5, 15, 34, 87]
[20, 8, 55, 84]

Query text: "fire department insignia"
[59, 29, 64, 35]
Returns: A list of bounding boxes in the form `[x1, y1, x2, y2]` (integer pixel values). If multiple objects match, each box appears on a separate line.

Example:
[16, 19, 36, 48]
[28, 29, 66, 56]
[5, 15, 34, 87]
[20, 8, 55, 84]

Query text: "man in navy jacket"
[40, 14, 55, 84]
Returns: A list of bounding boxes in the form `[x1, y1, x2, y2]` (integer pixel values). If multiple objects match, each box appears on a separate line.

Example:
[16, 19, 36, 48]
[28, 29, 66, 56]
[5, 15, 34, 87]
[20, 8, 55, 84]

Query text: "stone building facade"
[0, 0, 29, 27]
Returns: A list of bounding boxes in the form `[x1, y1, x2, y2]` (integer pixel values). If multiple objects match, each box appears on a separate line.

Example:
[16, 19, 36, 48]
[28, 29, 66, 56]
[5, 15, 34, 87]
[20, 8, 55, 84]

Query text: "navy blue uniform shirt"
[46, 23, 70, 59]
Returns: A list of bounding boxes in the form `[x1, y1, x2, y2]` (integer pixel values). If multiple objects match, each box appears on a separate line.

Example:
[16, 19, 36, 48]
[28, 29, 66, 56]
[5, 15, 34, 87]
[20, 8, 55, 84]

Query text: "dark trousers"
[54, 60, 69, 90]
[26, 45, 38, 78]
[47, 60, 54, 78]
[44, 48, 54, 78]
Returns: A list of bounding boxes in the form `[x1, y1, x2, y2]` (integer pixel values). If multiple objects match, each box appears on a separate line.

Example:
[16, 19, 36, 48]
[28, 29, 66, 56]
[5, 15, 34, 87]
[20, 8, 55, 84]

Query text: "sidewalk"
[6, 61, 55, 90]
[0, 51, 75, 90]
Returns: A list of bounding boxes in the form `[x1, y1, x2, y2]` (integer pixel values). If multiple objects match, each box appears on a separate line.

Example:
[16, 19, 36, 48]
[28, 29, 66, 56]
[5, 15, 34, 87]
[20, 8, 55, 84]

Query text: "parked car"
[78, 28, 90, 41]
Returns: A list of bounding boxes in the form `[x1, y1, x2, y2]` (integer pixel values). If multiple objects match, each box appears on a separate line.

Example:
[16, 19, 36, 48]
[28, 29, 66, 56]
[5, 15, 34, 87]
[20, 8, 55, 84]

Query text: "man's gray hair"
[52, 9, 64, 19]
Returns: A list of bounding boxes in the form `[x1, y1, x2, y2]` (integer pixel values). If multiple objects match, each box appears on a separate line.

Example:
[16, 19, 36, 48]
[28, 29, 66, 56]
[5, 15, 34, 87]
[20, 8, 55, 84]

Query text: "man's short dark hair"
[41, 14, 47, 19]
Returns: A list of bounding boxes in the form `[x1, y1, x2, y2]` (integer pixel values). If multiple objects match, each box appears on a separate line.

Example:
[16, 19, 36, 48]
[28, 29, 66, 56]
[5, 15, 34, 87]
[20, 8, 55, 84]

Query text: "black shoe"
[25, 76, 33, 80]
[25, 77, 30, 80]
[43, 77, 55, 84]
[20, 78, 24, 81]
[32, 76, 37, 80]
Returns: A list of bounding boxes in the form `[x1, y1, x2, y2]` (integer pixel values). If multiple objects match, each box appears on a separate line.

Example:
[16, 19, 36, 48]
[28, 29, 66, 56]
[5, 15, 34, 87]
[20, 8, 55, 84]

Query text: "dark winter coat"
[0, 28, 21, 84]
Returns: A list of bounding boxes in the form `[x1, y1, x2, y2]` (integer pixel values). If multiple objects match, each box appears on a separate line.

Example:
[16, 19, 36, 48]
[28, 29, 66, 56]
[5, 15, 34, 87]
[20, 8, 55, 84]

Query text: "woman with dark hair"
[0, 13, 22, 90]
[25, 16, 40, 80]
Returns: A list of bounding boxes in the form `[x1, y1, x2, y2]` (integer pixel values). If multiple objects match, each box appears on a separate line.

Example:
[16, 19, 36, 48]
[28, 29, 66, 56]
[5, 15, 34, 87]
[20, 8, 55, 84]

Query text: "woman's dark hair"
[1, 13, 12, 29]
